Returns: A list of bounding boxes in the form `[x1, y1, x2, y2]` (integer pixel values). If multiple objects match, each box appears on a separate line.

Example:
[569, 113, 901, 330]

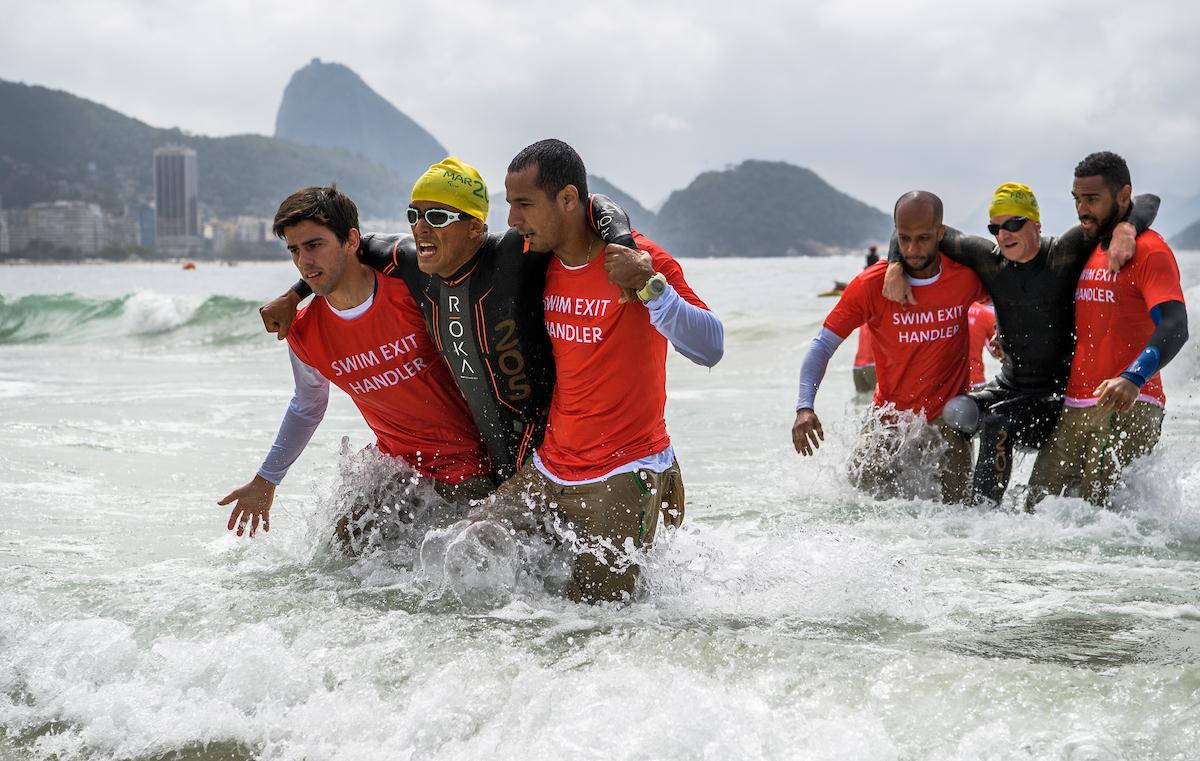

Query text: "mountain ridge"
[651, 160, 892, 257]
[0, 78, 409, 220]
[274, 58, 446, 185]
[1170, 218, 1200, 250]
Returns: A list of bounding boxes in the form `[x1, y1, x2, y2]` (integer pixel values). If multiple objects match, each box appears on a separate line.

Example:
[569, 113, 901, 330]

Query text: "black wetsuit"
[288, 196, 636, 482]
[360, 230, 552, 481]
[889, 195, 1159, 504]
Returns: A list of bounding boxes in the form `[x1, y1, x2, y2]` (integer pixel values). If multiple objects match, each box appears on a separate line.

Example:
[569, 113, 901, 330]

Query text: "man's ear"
[558, 184, 580, 212]
[468, 217, 486, 240]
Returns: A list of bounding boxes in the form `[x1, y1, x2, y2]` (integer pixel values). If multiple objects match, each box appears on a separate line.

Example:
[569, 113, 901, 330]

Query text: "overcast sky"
[3, 0, 1198, 231]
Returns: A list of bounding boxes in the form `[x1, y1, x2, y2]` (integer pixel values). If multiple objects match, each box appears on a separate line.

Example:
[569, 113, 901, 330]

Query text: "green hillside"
[653, 160, 892, 257]
[0, 78, 410, 219]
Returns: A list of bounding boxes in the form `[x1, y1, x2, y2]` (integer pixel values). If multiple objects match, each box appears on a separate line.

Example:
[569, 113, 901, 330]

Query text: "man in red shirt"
[792, 192, 986, 502]
[1028, 152, 1188, 507]
[481, 139, 724, 603]
[218, 186, 491, 545]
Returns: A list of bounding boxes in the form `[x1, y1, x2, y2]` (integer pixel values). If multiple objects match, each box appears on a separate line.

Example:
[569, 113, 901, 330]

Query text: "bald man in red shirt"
[793, 192, 986, 502]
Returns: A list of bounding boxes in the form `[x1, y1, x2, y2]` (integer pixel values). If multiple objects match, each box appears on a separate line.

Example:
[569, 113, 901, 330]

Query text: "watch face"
[639, 273, 666, 302]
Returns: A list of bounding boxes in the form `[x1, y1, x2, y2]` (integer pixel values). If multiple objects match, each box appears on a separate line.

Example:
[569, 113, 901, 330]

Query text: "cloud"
[645, 113, 689, 132]
[0, 0, 1196, 221]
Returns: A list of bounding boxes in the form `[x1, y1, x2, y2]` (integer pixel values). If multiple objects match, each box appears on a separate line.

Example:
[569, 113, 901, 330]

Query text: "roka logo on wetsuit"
[443, 294, 478, 379]
[440, 291, 532, 402]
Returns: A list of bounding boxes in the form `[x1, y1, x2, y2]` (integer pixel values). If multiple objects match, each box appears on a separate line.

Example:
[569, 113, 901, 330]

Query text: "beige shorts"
[852, 366, 877, 395]
[1028, 402, 1163, 508]
[485, 457, 685, 604]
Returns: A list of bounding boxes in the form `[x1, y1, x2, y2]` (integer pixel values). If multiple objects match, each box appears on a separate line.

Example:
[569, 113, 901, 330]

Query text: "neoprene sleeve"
[646, 284, 724, 367]
[1122, 300, 1189, 386]
[796, 327, 844, 411]
[257, 349, 330, 484]
[1148, 300, 1189, 366]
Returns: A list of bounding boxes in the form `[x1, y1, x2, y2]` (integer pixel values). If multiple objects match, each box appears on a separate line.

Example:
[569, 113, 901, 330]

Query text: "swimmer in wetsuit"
[261, 158, 638, 484]
[883, 182, 1160, 507]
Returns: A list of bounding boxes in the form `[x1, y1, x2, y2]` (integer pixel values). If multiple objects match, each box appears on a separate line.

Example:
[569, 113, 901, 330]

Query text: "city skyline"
[0, 143, 284, 258]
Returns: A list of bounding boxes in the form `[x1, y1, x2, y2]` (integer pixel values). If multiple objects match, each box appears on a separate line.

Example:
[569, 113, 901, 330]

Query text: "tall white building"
[154, 145, 201, 254]
[26, 201, 104, 254]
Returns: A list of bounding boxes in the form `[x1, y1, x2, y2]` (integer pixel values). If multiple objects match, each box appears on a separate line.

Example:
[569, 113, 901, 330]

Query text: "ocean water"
[2, 256, 1199, 761]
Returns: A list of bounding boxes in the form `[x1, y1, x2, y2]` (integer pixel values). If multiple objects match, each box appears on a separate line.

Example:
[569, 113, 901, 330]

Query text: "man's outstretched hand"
[792, 408, 824, 456]
[218, 474, 276, 537]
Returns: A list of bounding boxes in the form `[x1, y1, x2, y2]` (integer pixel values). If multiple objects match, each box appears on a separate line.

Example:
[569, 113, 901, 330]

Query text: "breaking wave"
[0, 291, 267, 345]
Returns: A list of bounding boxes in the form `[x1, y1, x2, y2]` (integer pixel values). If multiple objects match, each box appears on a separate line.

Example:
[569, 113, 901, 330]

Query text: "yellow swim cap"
[988, 182, 1040, 222]
[411, 157, 489, 221]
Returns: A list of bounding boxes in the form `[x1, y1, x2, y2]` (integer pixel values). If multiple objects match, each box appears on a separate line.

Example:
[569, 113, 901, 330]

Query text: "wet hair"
[272, 184, 359, 243]
[1074, 151, 1131, 194]
[893, 190, 944, 226]
[507, 139, 589, 201]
